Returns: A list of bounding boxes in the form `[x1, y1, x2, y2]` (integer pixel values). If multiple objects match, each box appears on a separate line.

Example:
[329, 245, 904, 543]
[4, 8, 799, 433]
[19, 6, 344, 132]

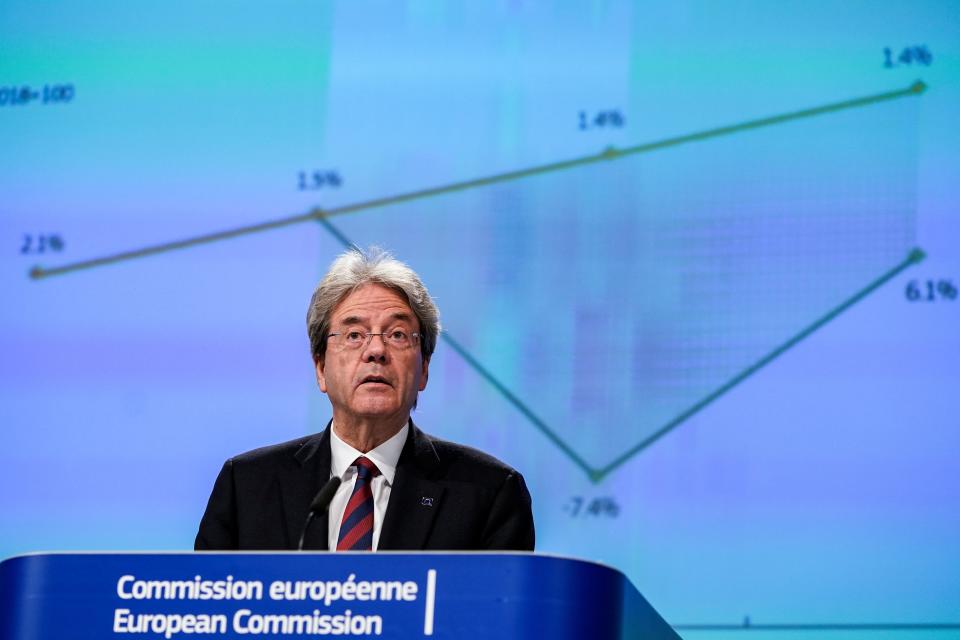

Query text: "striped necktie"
[336, 456, 381, 551]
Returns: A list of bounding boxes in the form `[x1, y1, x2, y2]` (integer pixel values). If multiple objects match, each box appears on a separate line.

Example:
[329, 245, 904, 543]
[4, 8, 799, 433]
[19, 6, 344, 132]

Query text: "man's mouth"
[359, 375, 392, 387]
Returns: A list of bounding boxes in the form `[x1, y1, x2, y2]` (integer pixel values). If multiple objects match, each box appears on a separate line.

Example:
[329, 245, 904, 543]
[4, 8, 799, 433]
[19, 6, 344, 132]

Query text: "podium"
[0, 552, 679, 639]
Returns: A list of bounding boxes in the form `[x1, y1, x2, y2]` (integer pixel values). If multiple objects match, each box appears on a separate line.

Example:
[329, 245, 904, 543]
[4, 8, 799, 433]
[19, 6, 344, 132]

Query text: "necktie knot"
[354, 456, 380, 480]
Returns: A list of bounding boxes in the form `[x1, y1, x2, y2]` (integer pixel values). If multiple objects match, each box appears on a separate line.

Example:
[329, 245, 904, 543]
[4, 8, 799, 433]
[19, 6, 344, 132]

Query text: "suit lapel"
[279, 425, 332, 550]
[378, 423, 445, 550]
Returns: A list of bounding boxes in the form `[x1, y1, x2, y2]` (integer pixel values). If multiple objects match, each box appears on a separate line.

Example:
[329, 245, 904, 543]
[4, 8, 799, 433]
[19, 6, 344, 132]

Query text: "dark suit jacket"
[195, 422, 535, 551]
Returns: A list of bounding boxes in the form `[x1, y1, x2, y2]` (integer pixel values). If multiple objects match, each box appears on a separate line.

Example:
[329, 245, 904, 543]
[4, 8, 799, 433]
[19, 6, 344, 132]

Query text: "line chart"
[28, 80, 925, 280]
[25, 80, 929, 482]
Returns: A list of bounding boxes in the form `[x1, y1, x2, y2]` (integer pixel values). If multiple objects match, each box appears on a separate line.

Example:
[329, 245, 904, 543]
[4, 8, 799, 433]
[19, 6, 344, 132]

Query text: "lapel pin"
[420, 497, 434, 507]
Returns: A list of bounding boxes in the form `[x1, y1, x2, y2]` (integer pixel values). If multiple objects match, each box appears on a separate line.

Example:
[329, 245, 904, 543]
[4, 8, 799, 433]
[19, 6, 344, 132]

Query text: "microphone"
[297, 476, 342, 551]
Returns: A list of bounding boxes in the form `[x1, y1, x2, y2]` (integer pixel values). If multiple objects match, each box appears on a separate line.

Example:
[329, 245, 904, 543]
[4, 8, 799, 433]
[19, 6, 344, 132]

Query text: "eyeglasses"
[327, 329, 421, 351]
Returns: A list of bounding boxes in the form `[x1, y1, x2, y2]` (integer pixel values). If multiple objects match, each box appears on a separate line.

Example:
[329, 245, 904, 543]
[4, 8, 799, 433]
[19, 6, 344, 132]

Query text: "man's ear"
[314, 355, 328, 393]
[418, 357, 429, 392]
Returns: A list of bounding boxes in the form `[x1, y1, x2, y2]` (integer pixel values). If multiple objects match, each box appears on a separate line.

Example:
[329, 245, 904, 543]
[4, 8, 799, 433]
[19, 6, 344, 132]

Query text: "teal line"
[316, 215, 358, 250]
[440, 333, 598, 480]
[315, 224, 923, 482]
[318, 212, 924, 482]
[592, 247, 926, 481]
[315, 218, 599, 479]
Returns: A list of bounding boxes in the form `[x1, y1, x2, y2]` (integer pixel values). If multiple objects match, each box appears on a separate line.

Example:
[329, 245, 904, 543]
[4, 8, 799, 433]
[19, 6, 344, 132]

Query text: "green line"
[592, 247, 926, 481]
[29, 81, 925, 280]
[29, 211, 321, 279]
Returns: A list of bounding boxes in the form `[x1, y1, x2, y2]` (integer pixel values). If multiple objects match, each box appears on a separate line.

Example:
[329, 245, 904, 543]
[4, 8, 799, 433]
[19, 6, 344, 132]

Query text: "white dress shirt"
[327, 421, 408, 551]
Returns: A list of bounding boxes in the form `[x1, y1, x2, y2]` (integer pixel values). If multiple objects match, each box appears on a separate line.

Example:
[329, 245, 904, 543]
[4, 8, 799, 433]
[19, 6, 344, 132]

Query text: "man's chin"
[349, 401, 405, 420]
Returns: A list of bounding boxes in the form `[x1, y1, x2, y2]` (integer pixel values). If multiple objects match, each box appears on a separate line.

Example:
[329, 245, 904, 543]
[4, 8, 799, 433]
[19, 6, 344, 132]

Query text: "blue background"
[2, 2, 958, 637]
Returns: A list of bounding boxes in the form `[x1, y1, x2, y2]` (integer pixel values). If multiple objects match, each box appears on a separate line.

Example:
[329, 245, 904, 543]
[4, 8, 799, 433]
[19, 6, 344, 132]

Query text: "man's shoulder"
[423, 432, 515, 470]
[228, 432, 325, 469]
[416, 428, 523, 486]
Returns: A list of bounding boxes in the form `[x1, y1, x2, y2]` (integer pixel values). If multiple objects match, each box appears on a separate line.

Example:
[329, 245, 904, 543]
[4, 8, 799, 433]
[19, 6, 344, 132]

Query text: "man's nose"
[362, 334, 388, 362]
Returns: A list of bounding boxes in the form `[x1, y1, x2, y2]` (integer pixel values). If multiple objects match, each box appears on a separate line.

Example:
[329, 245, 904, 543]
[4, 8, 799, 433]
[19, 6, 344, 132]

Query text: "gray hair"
[307, 247, 441, 362]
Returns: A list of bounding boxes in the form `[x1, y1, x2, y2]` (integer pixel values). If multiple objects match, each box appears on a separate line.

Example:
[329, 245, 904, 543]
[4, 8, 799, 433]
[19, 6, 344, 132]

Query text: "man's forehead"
[331, 284, 415, 322]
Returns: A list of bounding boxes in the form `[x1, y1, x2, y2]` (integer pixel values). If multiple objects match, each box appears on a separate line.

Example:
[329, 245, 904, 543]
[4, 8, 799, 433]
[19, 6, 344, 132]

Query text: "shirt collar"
[329, 421, 408, 486]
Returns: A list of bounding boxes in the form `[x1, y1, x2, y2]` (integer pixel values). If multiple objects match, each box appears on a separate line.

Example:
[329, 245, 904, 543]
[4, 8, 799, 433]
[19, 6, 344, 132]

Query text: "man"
[195, 247, 534, 551]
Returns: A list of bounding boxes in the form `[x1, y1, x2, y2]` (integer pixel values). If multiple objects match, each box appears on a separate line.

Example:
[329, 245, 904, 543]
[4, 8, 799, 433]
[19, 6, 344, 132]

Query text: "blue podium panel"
[0, 553, 678, 640]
